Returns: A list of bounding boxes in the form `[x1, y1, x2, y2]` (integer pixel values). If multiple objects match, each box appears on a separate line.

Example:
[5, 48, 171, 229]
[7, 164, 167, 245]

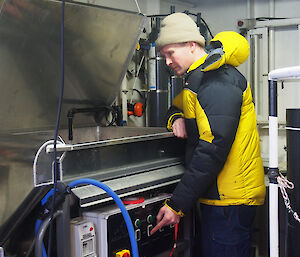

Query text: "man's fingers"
[150, 219, 165, 235]
[172, 118, 187, 138]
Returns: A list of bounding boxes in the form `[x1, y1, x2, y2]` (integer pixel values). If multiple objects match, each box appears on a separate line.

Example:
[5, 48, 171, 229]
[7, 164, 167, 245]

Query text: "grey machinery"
[0, 1, 193, 256]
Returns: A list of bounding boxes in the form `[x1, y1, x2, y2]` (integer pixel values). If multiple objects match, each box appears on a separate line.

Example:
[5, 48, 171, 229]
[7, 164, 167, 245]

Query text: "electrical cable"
[169, 223, 178, 257]
[200, 17, 214, 39]
[130, 55, 145, 104]
[47, 0, 65, 256]
[185, 12, 214, 39]
[68, 178, 139, 257]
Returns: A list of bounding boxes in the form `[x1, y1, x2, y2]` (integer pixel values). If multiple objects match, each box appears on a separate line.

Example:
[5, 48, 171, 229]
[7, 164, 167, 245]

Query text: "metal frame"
[268, 66, 300, 257]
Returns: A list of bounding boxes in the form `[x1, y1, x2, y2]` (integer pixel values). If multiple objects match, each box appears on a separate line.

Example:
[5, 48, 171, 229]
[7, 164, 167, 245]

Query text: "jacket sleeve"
[168, 76, 243, 214]
[165, 90, 184, 131]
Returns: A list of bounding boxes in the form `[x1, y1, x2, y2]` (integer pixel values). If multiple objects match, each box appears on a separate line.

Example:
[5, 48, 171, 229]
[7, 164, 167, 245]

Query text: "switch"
[134, 219, 142, 228]
[147, 224, 153, 236]
[147, 214, 154, 223]
[135, 229, 141, 241]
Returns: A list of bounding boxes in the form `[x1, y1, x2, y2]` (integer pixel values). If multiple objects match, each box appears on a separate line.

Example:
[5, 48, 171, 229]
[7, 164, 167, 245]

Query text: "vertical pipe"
[298, 25, 300, 64]
[247, 0, 253, 19]
[148, 43, 156, 91]
[121, 76, 128, 124]
[269, 0, 275, 72]
[254, 35, 259, 114]
[268, 79, 279, 257]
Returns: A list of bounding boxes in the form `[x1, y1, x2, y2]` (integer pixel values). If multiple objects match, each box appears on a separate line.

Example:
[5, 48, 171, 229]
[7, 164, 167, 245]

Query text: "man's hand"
[150, 205, 180, 235]
[172, 118, 187, 138]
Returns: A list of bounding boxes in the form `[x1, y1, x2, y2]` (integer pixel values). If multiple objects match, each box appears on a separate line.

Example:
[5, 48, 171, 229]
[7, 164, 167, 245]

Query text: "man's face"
[160, 43, 195, 76]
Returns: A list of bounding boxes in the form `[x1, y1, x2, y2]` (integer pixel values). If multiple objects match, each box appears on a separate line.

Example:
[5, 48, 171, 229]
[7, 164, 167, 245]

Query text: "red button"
[89, 227, 93, 231]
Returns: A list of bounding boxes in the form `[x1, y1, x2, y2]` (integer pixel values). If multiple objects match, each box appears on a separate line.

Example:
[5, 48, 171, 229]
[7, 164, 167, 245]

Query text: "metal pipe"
[35, 210, 63, 257]
[255, 18, 300, 28]
[254, 35, 259, 113]
[121, 76, 128, 124]
[268, 79, 279, 257]
[298, 25, 300, 64]
[268, 66, 300, 257]
[247, 0, 253, 19]
[269, 0, 275, 71]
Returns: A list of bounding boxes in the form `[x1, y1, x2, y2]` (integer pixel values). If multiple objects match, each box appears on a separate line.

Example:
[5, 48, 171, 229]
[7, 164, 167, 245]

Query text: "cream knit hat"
[156, 13, 205, 49]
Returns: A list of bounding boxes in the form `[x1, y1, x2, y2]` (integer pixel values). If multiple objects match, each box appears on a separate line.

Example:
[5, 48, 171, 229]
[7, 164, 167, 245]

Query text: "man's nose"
[165, 57, 172, 66]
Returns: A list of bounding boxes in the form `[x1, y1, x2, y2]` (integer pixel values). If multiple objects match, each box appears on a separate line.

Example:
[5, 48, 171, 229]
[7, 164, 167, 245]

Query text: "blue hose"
[68, 178, 139, 257]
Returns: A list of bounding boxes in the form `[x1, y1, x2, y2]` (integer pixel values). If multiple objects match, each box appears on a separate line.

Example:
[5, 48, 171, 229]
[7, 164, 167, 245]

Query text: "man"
[150, 13, 266, 257]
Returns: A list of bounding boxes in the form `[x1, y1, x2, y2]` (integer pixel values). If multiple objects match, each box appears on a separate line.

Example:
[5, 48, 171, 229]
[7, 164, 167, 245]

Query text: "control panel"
[70, 218, 97, 257]
[83, 195, 177, 257]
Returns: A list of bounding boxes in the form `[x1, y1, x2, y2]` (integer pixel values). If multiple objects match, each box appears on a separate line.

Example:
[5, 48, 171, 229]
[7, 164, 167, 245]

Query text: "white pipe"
[255, 17, 300, 28]
[269, 114, 278, 257]
[269, 0, 275, 18]
[269, 28, 275, 72]
[298, 25, 300, 64]
[148, 43, 156, 90]
[269, 183, 279, 257]
[254, 35, 259, 114]
[268, 66, 300, 80]
[247, 0, 253, 19]
[269, 0, 275, 76]
[269, 116, 278, 168]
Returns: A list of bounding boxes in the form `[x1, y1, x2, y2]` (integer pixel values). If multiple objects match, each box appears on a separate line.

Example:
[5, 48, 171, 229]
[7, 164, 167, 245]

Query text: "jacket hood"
[188, 31, 249, 73]
[211, 31, 249, 67]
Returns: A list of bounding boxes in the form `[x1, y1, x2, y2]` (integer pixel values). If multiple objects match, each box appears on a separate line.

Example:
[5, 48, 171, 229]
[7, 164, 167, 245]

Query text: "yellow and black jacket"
[165, 32, 266, 215]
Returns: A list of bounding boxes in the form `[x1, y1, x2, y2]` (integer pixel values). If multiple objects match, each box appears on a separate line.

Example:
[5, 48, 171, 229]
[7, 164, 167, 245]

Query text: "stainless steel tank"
[0, 0, 146, 226]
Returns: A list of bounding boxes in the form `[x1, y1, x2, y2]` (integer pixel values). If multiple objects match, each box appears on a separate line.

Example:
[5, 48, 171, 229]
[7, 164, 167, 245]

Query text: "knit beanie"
[156, 13, 205, 49]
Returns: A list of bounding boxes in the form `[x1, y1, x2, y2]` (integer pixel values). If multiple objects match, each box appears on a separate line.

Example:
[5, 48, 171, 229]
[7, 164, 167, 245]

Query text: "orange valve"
[133, 102, 143, 117]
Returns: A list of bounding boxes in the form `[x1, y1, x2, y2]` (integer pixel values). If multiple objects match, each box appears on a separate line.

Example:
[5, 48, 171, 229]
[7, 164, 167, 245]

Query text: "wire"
[185, 12, 214, 39]
[68, 178, 139, 257]
[200, 17, 214, 39]
[47, 0, 65, 255]
[169, 223, 178, 257]
[133, 0, 141, 13]
[130, 55, 145, 104]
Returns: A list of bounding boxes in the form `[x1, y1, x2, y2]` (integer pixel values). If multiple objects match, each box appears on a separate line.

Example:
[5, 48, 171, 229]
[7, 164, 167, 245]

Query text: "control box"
[83, 194, 176, 257]
[70, 218, 97, 257]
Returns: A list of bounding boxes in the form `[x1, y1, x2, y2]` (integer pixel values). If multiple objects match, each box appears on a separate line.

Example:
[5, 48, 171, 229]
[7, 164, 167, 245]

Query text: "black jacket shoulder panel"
[184, 68, 204, 93]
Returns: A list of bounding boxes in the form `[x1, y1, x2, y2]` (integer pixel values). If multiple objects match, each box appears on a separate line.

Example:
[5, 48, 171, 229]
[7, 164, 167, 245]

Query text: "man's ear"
[188, 41, 197, 53]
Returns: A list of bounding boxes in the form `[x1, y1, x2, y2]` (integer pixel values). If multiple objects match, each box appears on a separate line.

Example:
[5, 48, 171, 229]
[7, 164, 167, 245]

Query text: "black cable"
[200, 17, 214, 39]
[185, 11, 214, 39]
[132, 88, 147, 113]
[47, 0, 65, 256]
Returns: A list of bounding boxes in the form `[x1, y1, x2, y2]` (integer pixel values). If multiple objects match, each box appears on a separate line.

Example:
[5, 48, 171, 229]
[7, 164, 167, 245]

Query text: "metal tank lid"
[0, 0, 146, 133]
